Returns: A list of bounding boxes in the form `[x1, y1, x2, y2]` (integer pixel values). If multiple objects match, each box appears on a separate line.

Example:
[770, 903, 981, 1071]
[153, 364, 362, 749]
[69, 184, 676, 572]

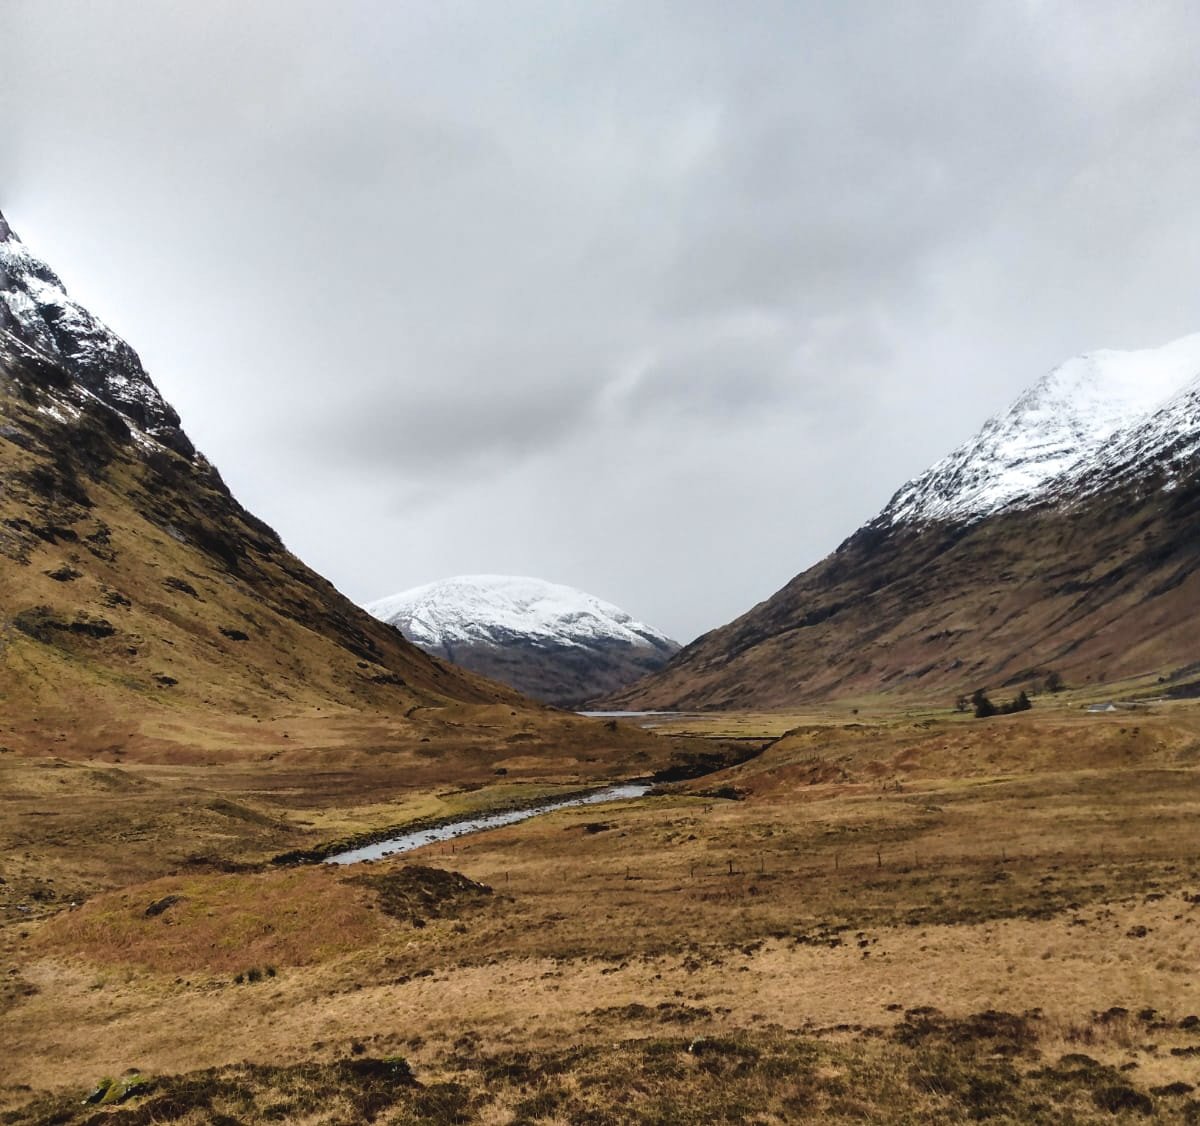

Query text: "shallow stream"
[324, 783, 651, 865]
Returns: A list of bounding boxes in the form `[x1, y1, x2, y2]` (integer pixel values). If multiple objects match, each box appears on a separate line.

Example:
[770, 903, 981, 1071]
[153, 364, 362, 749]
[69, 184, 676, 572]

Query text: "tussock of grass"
[348, 865, 494, 926]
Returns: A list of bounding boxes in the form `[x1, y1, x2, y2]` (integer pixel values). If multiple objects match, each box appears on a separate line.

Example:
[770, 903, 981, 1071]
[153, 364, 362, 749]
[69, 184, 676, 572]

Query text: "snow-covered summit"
[368, 574, 677, 653]
[882, 333, 1200, 526]
[0, 210, 193, 456]
[367, 575, 679, 705]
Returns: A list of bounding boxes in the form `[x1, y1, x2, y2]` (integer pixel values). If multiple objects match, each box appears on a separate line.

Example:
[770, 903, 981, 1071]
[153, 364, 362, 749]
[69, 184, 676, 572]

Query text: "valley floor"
[5, 700, 1200, 1123]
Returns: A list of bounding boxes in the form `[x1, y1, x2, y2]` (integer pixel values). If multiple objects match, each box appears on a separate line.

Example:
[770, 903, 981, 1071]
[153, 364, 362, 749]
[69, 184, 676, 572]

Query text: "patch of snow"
[34, 396, 82, 424]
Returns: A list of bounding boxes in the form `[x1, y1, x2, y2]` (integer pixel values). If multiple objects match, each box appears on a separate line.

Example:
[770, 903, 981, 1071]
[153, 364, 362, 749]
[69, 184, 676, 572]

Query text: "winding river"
[324, 783, 651, 866]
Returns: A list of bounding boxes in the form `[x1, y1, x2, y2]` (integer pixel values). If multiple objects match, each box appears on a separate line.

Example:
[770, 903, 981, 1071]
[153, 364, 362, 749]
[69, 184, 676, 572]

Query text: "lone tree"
[1043, 670, 1064, 694]
[972, 689, 998, 719]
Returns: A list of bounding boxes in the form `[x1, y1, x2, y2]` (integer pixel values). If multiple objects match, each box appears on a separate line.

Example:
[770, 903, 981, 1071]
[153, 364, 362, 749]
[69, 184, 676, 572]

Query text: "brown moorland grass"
[5, 702, 1200, 1122]
[8, 1014, 1195, 1125]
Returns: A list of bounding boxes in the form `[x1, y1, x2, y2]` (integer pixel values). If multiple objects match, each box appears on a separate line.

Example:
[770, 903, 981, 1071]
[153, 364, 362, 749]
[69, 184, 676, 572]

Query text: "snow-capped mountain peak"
[882, 332, 1200, 526]
[0, 210, 193, 457]
[366, 575, 679, 705]
[368, 574, 675, 651]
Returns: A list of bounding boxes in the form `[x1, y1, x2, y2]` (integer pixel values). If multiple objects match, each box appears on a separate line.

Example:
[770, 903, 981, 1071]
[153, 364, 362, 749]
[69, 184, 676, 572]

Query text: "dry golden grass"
[6, 702, 1200, 1122]
[36, 868, 385, 974]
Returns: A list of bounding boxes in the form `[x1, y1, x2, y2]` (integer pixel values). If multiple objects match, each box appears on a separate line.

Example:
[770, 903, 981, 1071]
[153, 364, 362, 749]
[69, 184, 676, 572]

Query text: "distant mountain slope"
[610, 334, 1200, 710]
[368, 575, 679, 706]
[0, 210, 538, 754]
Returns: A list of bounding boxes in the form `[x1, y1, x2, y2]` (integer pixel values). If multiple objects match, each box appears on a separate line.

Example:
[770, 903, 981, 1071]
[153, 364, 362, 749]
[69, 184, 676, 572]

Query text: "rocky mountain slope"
[0, 211, 551, 756]
[368, 575, 679, 706]
[610, 334, 1200, 710]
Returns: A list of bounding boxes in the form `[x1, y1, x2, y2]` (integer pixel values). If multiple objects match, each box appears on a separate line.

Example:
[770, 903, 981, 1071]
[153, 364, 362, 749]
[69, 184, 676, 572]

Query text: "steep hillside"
[368, 575, 679, 706]
[0, 211, 654, 760]
[610, 335, 1200, 710]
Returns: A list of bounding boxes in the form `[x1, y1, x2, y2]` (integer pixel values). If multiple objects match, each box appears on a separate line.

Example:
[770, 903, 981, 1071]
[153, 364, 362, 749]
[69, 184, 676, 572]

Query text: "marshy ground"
[4, 698, 1200, 1122]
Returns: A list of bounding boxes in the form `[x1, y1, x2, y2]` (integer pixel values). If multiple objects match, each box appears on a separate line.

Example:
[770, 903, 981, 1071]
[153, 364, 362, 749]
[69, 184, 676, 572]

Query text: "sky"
[3, 1, 1200, 643]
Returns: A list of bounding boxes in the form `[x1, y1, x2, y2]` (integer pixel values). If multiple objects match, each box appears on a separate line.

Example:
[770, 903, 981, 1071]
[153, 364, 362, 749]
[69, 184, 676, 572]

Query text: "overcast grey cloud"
[4, 0, 1200, 641]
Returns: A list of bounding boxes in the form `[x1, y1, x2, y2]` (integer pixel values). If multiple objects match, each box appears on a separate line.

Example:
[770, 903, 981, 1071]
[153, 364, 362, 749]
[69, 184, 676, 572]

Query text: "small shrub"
[83, 1077, 115, 1104]
[144, 894, 184, 918]
[1151, 1082, 1194, 1097]
[97, 1072, 150, 1105]
[1092, 1085, 1153, 1115]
